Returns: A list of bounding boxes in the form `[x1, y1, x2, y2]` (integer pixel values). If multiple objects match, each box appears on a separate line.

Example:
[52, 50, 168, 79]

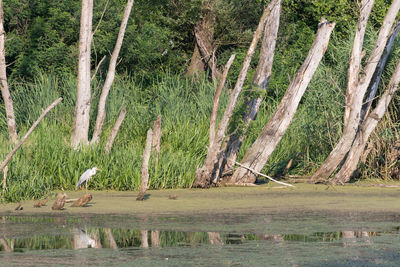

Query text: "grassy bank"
[1, 30, 400, 202]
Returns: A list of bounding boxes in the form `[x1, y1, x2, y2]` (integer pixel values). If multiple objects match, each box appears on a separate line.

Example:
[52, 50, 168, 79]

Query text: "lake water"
[1, 211, 400, 266]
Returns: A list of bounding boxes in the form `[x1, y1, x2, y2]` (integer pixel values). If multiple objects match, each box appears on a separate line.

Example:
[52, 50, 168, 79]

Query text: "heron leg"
[86, 180, 88, 194]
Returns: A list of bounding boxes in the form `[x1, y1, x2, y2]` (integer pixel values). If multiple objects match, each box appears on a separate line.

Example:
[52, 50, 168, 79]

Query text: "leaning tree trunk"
[0, 0, 17, 144]
[186, 0, 220, 79]
[343, 0, 375, 129]
[220, 0, 281, 176]
[71, 0, 93, 148]
[330, 56, 400, 184]
[230, 19, 335, 184]
[310, 0, 400, 183]
[91, 0, 134, 144]
[360, 20, 400, 122]
[192, 2, 278, 188]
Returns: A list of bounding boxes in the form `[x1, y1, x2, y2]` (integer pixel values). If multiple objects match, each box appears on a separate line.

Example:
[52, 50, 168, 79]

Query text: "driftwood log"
[71, 194, 93, 207]
[52, 193, 67, 210]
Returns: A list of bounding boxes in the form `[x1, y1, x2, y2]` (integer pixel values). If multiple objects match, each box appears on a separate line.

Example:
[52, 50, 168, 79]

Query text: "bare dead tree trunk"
[360, 20, 400, 122]
[137, 128, 152, 201]
[71, 0, 93, 148]
[220, 0, 281, 174]
[91, 0, 134, 144]
[310, 0, 400, 183]
[186, 0, 220, 79]
[230, 19, 335, 184]
[0, 0, 17, 144]
[0, 98, 62, 174]
[331, 57, 400, 184]
[192, 2, 277, 188]
[152, 115, 162, 155]
[105, 107, 126, 154]
[343, 0, 375, 129]
[209, 55, 235, 146]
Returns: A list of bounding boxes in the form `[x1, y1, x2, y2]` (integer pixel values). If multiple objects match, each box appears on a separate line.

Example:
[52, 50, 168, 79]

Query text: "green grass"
[1, 29, 400, 202]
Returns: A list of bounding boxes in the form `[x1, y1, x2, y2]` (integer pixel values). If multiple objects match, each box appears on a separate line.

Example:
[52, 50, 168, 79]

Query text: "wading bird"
[76, 167, 101, 193]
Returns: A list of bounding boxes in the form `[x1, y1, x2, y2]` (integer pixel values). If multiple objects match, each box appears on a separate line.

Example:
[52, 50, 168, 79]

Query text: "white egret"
[76, 167, 101, 193]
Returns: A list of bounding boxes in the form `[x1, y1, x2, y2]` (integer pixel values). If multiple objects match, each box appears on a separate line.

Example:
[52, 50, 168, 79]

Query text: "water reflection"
[0, 215, 394, 252]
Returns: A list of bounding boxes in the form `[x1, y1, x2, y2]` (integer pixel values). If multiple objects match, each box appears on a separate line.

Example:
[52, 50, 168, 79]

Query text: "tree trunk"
[209, 54, 235, 146]
[310, 0, 400, 183]
[192, 2, 277, 188]
[230, 19, 335, 184]
[71, 0, 93, 148]
[105, 107, 127, 154]
[186, 0, 220, 79]
[136, 128, 152, 201]
[0, 98, 62, 174]
[360, 19, 400, 122]
[91, 0, 134, 144]
[343, 0, 375, 129]
[220, 0, 281, 175]
[330, 56, 400, 184]
[0, 0, 18, 144]
[152, 115, 162, 155]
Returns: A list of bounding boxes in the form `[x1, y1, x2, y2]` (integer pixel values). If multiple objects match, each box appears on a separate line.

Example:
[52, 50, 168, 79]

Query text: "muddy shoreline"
[1, 183, 400, 216]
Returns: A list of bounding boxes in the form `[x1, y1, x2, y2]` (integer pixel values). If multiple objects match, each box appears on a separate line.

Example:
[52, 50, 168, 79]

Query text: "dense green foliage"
[0, 0, 399, 201]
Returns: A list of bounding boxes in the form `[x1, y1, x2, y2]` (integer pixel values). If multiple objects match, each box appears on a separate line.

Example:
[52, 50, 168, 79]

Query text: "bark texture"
[331, 57, 400, 184]
[105, 107, 127, 154]
[152, 115, 162, 155]
[230, 19, 335, 184]
[71, 0, 93, 148]
[0, 0, 18, 143]
[343, 0, 375, 128]
[137, 128, 152, 201]
[310, 0, 400, 182]
[192, 2, 277, 188]
[91, 0, 134, 144]
[221, 0, 281, 174]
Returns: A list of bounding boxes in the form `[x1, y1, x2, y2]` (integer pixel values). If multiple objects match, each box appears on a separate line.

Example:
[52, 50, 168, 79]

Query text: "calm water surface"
[1, 211, 400, 266]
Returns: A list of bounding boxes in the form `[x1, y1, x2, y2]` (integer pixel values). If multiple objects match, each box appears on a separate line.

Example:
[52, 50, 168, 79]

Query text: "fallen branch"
[0, 97, 63, 174]
[66, 198, 79, 203]
[235, 162, 294, 187]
